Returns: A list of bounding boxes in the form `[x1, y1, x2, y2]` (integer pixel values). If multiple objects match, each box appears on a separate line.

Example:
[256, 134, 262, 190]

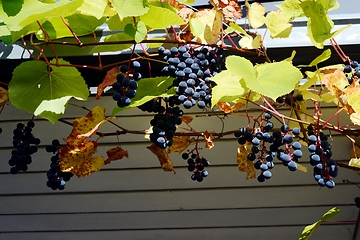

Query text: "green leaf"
[112, 76, 175, 115]
[146, 37, 166, 49]
[4, 22, 39, 44]
[298, 207, 341, 240]
[210, 70, 245, 108]
[229, 22, 250, 37]
[1, 0, 23, 17]
[110, 0, 149, 20]
[124, 21, 147, 43]
[245, 0, 265, 29]
[107, 15, 133, 32]
[309, 49, 331, 66]
[90, 32, 133, 53]
[77, 0, 108, 19]
[226, 55, 257, 83]
[34, 96, 72, 123]
[190, 18, 204, 37]
[179, 0, 195, 4]
[140, 5, 185, 29]
[8, 59, 89, 123]
[316, 0, 339, 12]
[276, 0, 304, 18]
[264, 10, 293, 38]
[0, 0, 84, 31]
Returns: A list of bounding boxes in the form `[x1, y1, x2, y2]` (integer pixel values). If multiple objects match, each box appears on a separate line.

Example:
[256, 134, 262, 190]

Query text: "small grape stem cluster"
[182, 151, 210, 182]
[158, 45, 225, 109]
[8, 121, 40, 174]
[112, 61, 142, 107]
[45, 139, 74, 190]
[234, 113, 303, 182]
[275, 90, 304, 108]
[307, 126, 337, 188]
[149, 106, 184, 149]
[343, 60, 360, 85]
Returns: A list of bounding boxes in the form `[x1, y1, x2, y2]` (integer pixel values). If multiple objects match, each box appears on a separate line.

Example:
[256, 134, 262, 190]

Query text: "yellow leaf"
[296, 163, 308, 173]
[264, 10, 293, 38]
[236, 143, 256, 180]
[321, 68, 348, 95]
[59, 140, 105, 177]
[0, 86, 8, 107]
[104, 146, 129, 164]
[193, 9, 222, 44]
[147, 143, 176, 173]
[349, 158, 360, 169]
[167, 135, 196, 154]
[245, 0, 266, 29]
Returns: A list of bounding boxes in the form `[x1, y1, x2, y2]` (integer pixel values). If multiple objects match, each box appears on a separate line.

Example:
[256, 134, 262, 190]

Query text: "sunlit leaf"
[141, 5, 185, 29]
[34, 96, 72, 124]
[90, 32, 134, 53]
[264, 10, 293, 38]
[77, 0, 108, 19]
[190, 17, 205, 37]
[110, 0, 149, 20]
[309, 49, 331, 66]
[192, 9, 222, 44]
[228, 22, 250, 37]
[276, 0, 304, 18]
[297, 207, 341, 240]
[236, 143, 256, 180]
[64, 106, 106, 145]
[112, 76, 175, 115]
[147, 143, 176, 173]
[8, 59, 89, 123]
[238, 34, 262, 49]
[321, 68, 348, 95]
[104, 146, 129, 164]
[146, 37, 166, 49]
[0, 86, 8, 107]
[96, 66, 120, 99]
[167, 135, 195, 154]
[124, 21, 147, 43]
[60, 140, 105, 177]
[210, 69, 245, 108]
[203, 131, 214, 149]
[245, 0, 265, 29]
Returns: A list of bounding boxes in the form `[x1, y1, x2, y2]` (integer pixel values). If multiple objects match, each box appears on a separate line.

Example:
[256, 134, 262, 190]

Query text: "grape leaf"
[189, 17, 205, 37]
[263, 10, 293, 38]
[60, 140, 105, 178]
[179, 115, 193, 124]
[77, 0, 108, 19]
[146, 37, 166, 49]
[167, 135, 195, 154]
[1, 21, 39, 44]
[104, 146, 129, 164]
[90, 32, 134, 53]
[217, 102, 245, 113]
[238, 34, 262, 49]
[245, 0, 265, 29]
[178, 0, 195, 4]
[34, 96, 72, 124]
[236, 143, 256, 180]
[2, 0, 23, 17]
[96, 66, 120, 99]
[297, 207, 341, 240]
[140, 5, 185, 29]
[192, 9, 222, 44]
[228, 22, 250, 37]
[210, 69, 245, 108]
[64, 106, 107, 145]
[276, 0, 304, 18]
[0, 86, 8, 107]
[8, 59, 89, 123]
[124, 21, 147, 43]
[309, 49, 331, 67]
[112, 76, 176, 115]
[147, 143, 176, 173]
[0, 0, 84, 31]
[110, 0, 149, 20]
[107, 15, 133, 32]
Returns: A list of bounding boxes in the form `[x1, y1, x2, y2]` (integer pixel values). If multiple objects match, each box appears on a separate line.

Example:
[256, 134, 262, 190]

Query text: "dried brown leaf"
[147, 143, 176, 173]
[203, 130, 214, 149]
[96, 67, 120, 99]
[180, 115, 193, 124]
[0, 87, 8, 107]
[236, 143, 256, 180]
[167, 135, 196, 154]
[105, 146, 129, 164]
[217, 102, 245, 113]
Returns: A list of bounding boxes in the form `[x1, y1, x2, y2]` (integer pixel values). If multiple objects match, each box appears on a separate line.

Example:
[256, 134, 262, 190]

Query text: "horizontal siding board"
[0, 225, 354, 240]
[0, 206, 356, 232]
[0, 186, 357, 215]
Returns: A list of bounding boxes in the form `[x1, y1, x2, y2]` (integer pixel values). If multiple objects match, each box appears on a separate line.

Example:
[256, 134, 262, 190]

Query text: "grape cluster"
[234, 113, 303, 182]
[45, 139, 74, 190]
[343, 60, 360, 85]
[8, 121, 40, 174]
[149, 106, 183, 149]
[112, 61, 142, 108]
[137, 98, 165, 113]
[306, 126, 337, 188]
[276, 90, 303, 107]
[182, 152, 209, 182]
[158, 45, 225, 109]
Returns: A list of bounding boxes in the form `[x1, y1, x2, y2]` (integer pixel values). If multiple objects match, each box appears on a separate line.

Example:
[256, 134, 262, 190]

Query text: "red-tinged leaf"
[59, 140, 105, 177]
[236, 143, 256, 179]
[179, 7, 195, 24]
[105, 146, 129, 164]
[167, 135, 196, 154]
[64, 106, 106, 145]
[203, 130, 214, 149]
[217, 102, 245, 113]
[0, 87, 8, 107]
[147, 143, 176, 173]
[76, 118, 110, 139]
[180, 115, 193, 124]
[96, 66, 120, 99]
[321, 68, 348, 95]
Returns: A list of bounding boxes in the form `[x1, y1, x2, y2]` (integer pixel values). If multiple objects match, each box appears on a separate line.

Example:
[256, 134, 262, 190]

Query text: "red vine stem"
[61, 16, 83, 46]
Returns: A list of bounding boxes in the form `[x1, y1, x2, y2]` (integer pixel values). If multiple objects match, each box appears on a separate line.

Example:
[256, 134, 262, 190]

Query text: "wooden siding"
[0, 97, 359, 240]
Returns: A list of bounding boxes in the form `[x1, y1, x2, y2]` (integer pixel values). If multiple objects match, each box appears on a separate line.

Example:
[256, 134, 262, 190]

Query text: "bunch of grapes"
[8, 121, 40, 174]
[137, 98, 165, 113]
[343, 60, 360, 85]
[112, 61, 142, 108]
[306, 126, 337, 188]
[182, 152, 209, 182]
[149, 106, 183, 149]
[276, 90, 304, 107]
[234, 113, 303, 182]
[158, 45, 225, 109]
[45, 139, 74, 190]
